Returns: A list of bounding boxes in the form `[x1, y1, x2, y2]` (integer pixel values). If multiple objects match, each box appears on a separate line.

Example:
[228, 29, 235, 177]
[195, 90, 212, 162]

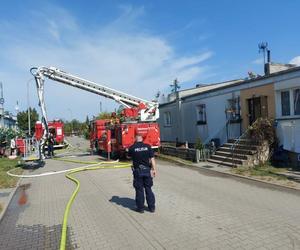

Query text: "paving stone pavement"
[0, 139, 300, 249]
[0, 187, 15, 215]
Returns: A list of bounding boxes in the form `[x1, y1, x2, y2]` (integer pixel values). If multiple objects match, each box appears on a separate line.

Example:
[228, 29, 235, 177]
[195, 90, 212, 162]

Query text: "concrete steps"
[222, 143, 257, 151]
[217, 146, 255, 155]
[208, 138, 260, 167]
[214, 151, 248, 160]
[206, 158, 237, 167]
[227, 139, 260, 146]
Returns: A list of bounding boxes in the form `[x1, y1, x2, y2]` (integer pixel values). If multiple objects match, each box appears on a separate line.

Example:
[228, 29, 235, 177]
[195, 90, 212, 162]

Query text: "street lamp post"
[68, 108, 73, 135]
[15, 101, 19, 124]
[27, 79, 34, 136]
[0, 82, 5, 128]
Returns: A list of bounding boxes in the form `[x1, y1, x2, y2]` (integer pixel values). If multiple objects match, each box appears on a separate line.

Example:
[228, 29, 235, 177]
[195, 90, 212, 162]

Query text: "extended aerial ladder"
[30, 66, 159, 159]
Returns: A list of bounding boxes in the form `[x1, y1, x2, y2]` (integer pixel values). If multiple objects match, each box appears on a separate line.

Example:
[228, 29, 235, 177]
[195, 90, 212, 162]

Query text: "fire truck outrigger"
[30, 66, 160, 159]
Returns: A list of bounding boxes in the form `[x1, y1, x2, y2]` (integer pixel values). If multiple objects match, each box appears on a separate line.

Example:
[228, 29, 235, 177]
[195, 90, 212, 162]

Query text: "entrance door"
[260, 95, 268, 118]
[248, 96, 268, 125]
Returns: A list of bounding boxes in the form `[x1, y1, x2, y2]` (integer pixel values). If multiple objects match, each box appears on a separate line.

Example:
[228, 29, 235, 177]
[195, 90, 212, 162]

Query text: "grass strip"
[0, 158, 23, 188]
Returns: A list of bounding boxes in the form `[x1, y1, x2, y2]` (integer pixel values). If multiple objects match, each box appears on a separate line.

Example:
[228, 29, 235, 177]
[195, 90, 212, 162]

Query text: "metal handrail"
[22, 138, 40, 160]
[230, 119, 261, 167]
[213, 118, 274, 168]
[213, 119, 258, 167]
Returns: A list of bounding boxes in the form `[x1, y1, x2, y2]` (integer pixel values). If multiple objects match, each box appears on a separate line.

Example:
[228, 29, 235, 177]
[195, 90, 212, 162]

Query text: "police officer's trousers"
[133, 170, 155, 210]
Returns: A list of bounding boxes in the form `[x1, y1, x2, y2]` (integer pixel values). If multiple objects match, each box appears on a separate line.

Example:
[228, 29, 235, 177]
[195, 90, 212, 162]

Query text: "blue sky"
[0, 0, 300, 121]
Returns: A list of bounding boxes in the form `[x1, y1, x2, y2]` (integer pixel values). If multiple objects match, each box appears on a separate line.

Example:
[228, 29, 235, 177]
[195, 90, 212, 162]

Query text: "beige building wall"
[240, 83, 275, 131]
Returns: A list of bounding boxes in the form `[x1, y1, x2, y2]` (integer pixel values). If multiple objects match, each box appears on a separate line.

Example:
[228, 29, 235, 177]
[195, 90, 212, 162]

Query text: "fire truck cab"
[34, 120, 65, 148]
[48, 120, 64, 145]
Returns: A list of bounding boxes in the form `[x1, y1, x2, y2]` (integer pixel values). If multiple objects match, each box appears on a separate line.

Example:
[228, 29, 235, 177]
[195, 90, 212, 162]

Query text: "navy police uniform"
[128, 142, 155, 211]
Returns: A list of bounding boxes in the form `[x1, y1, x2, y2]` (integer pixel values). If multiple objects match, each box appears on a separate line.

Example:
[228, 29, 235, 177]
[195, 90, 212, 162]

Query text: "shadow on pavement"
[109, 195, 136, 210]
[22, 161, 45, 170]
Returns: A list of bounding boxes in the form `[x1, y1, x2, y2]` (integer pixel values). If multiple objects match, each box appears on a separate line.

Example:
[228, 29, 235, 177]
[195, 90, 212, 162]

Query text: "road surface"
[0, 136, 299, 249]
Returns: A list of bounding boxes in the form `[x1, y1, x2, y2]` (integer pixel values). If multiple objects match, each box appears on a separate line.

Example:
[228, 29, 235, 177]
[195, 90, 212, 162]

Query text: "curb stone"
[0, 178, 21, 223]
[158, 154, 300, 192]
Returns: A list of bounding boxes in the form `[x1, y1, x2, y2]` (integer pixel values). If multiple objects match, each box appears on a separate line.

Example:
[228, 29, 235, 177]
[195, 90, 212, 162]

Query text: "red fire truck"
[14, 120, 65, 158]
[89, 119, 109, 152]
[35, 120, 65, 148]
[90, 118, 160, 158]
[31, 66, 160, 159]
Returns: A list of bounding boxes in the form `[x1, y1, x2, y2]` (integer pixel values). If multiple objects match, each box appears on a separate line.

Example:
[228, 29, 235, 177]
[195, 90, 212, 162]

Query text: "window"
[57, 128, 62, 136]
[164, 112, 171, 126]
[281, 91, 290, 116]
[294, 89, 300, 115]
[196, 104, 207, 125]
[226, 97, 241, 121]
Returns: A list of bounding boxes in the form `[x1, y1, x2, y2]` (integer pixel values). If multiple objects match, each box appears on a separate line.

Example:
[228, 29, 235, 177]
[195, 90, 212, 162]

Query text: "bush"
[83, 129, 90, 140]
[248, 118, 278, 166]
[0, 128, 24, 144]
[194, 138, 203, 150]
[248, 118, 277, 146]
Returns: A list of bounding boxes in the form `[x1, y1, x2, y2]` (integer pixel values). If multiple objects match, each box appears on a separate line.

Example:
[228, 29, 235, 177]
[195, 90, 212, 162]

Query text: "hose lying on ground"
[59, 161, 131, 250]
[6, 160, 120, 178]
[7, 158, 132, 250]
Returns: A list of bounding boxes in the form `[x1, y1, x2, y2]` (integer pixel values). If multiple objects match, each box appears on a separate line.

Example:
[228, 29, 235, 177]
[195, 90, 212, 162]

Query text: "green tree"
[17, 108, 39, 134]
[71, 119, 82, 132]
[85, 115, 90, 126]
[64, 119, 86, 135]
[83, 116, 90, 139]
[97, 112, 112, 120]
[63, 121, 72, 135]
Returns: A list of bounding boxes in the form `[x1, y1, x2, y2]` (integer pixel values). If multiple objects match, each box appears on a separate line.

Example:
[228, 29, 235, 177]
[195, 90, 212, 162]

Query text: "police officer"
[128, 134, 157, 213]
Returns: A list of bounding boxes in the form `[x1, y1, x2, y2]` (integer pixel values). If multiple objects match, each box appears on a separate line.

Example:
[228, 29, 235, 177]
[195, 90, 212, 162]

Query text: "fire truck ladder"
[30, 66, 159, 159]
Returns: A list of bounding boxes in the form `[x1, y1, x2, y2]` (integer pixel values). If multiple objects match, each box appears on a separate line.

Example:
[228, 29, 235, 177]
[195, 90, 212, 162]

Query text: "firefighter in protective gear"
[47, 133, 55, 158]
[128, 134, 157, 213]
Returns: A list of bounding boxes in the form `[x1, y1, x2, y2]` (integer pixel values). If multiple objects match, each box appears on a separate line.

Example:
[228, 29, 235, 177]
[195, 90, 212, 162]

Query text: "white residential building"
[158, 63, 300, 166]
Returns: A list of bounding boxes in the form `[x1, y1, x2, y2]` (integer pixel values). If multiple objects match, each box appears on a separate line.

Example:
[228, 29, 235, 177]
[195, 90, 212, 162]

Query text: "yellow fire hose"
[7, 157, 132, 250]
[54, 157, 100, 165]
[59, 161, 131, 250]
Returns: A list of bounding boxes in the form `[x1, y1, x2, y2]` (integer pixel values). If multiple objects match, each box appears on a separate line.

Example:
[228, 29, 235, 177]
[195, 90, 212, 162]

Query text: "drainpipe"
[176, 91, 184, 143]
